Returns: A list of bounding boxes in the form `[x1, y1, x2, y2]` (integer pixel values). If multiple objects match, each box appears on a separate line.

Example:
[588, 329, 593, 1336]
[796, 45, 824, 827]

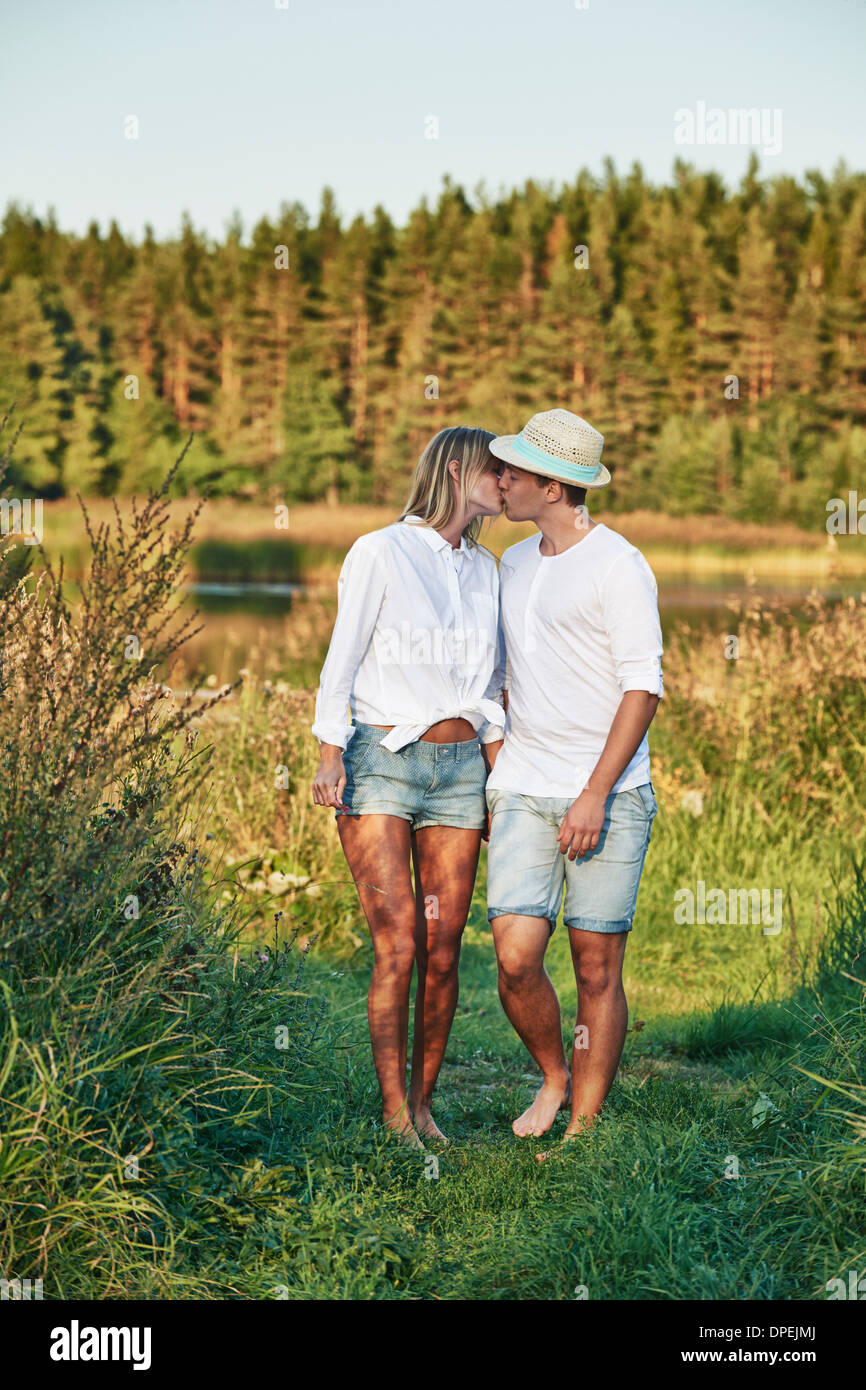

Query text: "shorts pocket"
[345, 733, 378, 777]
[634, 782, 657, 824]
[465, 749, 487, 797]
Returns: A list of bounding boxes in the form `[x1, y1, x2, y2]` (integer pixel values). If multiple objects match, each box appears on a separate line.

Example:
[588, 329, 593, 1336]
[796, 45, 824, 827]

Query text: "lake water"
[161, 571, 866, 690]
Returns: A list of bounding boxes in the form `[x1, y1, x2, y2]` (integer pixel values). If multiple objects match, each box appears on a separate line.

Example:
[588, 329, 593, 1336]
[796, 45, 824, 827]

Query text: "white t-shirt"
[312, 517, 506, 752]
[486, 522, 664, 799]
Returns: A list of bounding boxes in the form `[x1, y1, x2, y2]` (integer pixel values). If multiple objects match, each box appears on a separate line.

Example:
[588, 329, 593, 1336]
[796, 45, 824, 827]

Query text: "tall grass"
[0, 427, 327, 1296]
[658, 592, 866, 834]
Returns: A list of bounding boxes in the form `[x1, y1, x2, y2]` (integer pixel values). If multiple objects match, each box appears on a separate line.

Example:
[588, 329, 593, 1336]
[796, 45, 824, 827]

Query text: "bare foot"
[536, 1113, 596, 1162]
[512, 1073, 571, 1138]
[383, 1104, 425, 1150]
[411, 1107, 449, 1145]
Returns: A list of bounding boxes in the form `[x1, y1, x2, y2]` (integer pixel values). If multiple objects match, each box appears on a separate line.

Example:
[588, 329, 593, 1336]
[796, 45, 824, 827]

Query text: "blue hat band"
[509, 432, 603, 483]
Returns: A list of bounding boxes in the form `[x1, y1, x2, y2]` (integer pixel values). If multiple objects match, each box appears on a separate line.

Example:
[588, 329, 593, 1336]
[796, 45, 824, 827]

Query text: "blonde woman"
[312, 427, 505, 1146]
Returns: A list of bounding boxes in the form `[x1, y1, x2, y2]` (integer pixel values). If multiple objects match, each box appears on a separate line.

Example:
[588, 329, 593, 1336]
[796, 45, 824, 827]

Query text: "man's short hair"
[533, 474, 587, 508]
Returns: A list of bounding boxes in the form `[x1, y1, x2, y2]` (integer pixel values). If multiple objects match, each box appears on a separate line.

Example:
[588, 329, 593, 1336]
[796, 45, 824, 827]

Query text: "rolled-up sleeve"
[312, 538, 388, 749]
[601, 551, 664, 698]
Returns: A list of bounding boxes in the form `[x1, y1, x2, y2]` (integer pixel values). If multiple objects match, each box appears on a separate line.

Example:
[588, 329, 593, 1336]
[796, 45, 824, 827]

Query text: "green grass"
[245, 855, 865, 1301]
[2, 800, 863, 1303]
[6, 821, 862, 1301]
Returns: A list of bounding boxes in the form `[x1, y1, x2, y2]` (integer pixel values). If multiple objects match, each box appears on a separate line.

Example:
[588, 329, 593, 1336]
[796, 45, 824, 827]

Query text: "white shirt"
[312, 516, 506, 752]
[487, 523, 664, 798]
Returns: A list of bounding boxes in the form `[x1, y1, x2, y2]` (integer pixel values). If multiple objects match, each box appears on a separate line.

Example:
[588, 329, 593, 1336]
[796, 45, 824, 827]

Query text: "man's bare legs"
[534, 926, 629, 1160]
[407, 824, 483, 1143]
[490, 913, 571, 1136]
[337, 813, 422, 1145]
[563, 926, 629, 1137]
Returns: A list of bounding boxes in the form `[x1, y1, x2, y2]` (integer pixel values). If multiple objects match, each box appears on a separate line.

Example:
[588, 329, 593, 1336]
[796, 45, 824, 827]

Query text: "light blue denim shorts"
[337, 722, 488, 831]
[486, 783, 657, 933]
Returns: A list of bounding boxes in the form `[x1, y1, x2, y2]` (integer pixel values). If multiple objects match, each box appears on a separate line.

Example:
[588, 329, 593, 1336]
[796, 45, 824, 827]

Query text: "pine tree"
[778, 209, 831, 430]
[209, 213, 246, 462]
[156, 217, 217, 437]
[730, 204, 785, 431]
[826, 192, 866, 423]
[61, 391, 103, 494]
[274, 355, 353, 502]
[0, 275, 66, 491]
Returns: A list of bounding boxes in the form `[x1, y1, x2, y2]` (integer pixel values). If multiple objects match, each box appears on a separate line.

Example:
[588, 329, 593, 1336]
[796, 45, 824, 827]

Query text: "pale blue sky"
[2, 0, 864, 240]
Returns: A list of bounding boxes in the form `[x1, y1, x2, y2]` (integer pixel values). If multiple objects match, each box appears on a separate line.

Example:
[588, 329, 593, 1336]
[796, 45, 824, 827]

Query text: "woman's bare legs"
[337, 812, 422, 1145]
[337, 814, 482, 1145]
[407, 824, 483, 1142]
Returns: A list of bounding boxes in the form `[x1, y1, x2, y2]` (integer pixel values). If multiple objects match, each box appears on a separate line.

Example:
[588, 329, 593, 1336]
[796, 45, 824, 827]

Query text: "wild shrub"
[0, 422, 326, 1295]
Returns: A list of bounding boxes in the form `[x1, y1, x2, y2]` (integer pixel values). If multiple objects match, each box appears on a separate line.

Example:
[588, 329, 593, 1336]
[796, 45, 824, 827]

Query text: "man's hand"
[558, 690, 660, 858]
[557, 787, 607, 860]
[312, 744, 348, 810]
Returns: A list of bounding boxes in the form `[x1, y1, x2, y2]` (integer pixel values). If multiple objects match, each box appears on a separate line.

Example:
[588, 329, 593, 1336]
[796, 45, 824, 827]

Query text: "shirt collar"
[402, 514, 470, 556]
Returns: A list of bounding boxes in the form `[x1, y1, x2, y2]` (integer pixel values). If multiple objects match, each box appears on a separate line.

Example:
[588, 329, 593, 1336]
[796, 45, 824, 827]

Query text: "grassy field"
[180, 598, 865, 1299]
[277, 872, 865, 1300]
[2, 469, 865, 1301]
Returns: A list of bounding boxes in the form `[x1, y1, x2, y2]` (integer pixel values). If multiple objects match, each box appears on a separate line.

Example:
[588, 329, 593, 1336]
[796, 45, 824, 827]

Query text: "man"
[485, 408, 662, 1155]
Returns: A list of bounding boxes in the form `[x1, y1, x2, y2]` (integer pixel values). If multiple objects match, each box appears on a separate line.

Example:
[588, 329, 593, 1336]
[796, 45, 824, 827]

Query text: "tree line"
[2, 154, 865, 527]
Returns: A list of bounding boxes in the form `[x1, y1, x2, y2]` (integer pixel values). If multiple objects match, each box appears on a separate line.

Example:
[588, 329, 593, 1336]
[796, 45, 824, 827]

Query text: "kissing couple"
[311, 409, 662, 1155]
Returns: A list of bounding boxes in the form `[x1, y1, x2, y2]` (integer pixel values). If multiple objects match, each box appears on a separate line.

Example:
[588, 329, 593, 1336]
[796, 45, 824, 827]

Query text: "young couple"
[311, 408, 663, 1156]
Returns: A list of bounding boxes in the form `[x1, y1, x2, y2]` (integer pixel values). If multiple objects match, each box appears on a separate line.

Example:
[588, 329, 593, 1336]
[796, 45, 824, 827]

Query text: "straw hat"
[489, 408, 610, 488]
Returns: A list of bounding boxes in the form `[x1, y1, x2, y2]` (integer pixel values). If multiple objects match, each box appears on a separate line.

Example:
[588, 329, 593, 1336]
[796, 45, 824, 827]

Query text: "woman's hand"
[312, 744, 348, 810]
[481, 738, 503, 777]
[480, 739, 503, 841]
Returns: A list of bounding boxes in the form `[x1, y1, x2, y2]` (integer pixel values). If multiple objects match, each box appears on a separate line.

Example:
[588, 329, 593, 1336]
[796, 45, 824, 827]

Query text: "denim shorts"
[337, 722, 488, 831]
[486, 783, 657, 933]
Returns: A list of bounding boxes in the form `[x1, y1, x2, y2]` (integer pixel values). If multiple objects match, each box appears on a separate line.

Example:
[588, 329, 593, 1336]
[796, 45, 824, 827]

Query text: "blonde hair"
[398, 426, 497, 545]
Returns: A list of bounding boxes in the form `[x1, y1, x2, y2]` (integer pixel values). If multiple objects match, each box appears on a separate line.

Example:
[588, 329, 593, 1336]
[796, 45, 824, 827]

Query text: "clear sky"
[2, 0, 864, 241]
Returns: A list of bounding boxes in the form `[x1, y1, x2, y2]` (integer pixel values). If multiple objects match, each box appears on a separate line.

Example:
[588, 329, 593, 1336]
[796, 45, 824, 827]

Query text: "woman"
[311, 427, 505, 1147]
